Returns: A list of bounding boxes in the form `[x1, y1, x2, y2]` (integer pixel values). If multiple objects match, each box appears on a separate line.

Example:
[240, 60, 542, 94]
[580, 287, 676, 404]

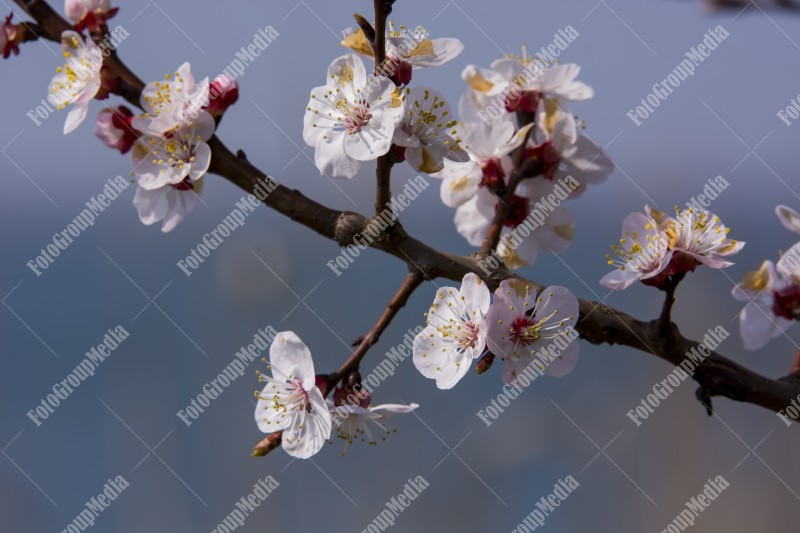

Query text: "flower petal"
[269, 331, 316, 387]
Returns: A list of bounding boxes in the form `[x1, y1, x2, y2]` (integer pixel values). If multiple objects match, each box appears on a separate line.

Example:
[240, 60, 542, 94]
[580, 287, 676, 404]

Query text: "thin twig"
[330, 271, 424, 385]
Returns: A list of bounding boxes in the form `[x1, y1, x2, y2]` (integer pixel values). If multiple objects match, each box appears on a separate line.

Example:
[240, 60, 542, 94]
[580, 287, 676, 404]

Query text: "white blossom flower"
[95, 105, 137, 154]
[600, 211, 673, 290]
[497, 181, 575, 268]
[392, 87, 464, 173]
[255, 331, 332, 459]
[130, 110, 214, 190]
[436, 119, 531, 207]
[662, 207, 744, 269]
[486, 280, 579, 383]
[732, 260, 796, 351]
[328, 400, 418, 454]
[460, 49, 593, 121]
[129, 110, 214, 233]
[492, 57, 594, 101]
[452, 177, 574, 269]
[48, 30, 104, 134]
[132, 179, 203, 233]
[65, 0, 116, 26]
[413, 273, 490, 389]
[529, 98, 613, 195]
[303, 53, 403, 179]
[132, 62, 210, 136]
[206, 74, 239, 119]
[341, 23, 463, 84]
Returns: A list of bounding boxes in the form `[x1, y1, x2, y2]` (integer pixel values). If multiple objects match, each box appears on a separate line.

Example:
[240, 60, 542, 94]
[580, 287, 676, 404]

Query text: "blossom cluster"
[254, 331, 417, 459]
[301, 28, 614, 269]
[412, 273, 580, 388]
[600, 205, 744, 290]
[732, 205, 800, 350]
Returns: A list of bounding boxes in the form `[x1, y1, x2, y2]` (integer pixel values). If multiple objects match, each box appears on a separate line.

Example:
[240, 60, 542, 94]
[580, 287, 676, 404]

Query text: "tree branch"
[370, 0, 394, 217]
[478, 110, 535, 256]
[330, 271, 423, 385]
[12, 0, 800, 422]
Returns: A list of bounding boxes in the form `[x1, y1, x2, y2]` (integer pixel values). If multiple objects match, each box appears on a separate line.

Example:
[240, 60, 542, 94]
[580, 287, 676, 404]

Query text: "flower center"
[773, 284, 800, 320]
[524, 141, 561, 180]
[503, 195, 530, 228]
[170, 177, 195, 191]
[509, 316, 541, 345]
[289, 378, 312, 413]
[342, 102, 372, 134]
[480, 157, 505, 190]
[459, 321, 480, 350]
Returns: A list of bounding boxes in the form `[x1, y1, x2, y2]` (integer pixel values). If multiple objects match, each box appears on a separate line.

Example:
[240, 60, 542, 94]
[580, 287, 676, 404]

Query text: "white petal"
[269, 331, 316, 388]
[461, 64, 507, 96]
[739, 301, 780, 351]
[160, 187, 201, 233]
[540, 339, 579, 377]
[282, 388, 332, 459]
[533, 286, 579, 328]
[776, 205, 800, 234]
[454, 190, 495, 247]
[599, 268, 640, 291]
[439, 160, 481, 208]
[192, 110, 216, 142]
[460, 273, 491, 315]
[315, 133, 360, 179]
[64, 103, 89, 135]
[369, 403, 419, 415]
[188, 142, 212, 182]
[133, 187, 170, 227]
[254, 383, 293, 433]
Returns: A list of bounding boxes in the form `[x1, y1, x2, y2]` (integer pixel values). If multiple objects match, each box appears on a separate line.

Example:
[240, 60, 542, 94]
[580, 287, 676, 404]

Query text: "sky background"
[2, 0, 800, 531]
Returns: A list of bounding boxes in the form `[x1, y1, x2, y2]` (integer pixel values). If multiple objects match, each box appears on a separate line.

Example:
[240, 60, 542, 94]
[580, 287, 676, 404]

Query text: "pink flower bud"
[206, 75, 239, 118]
[314, 375, 330, 397]
[1, 13, 21, 59]
[95, 105, 137, 154]
[65, 0, 118, 31]
[333, 384, 371, 408]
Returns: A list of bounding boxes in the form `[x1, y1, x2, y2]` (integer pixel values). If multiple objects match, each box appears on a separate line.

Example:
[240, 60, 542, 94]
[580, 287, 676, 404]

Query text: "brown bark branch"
[478, 110, 535, 256]
[330, 271, 423, 385]
[370, 0, 393, 217]
[12, 0, 800, 423]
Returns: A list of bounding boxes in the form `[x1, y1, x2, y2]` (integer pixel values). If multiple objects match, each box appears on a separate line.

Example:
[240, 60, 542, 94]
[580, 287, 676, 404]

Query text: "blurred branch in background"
[696, 0, 800, 13]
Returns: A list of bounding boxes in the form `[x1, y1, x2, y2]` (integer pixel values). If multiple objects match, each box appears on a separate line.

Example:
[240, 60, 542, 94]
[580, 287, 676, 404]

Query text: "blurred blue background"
[2, 0, 800, 531]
